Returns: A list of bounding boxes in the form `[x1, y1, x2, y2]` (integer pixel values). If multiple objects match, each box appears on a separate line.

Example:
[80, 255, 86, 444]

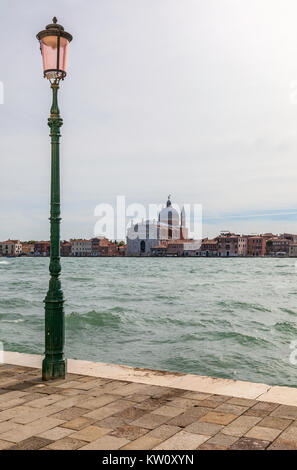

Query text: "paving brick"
[35, 386, 64, 395]
[184, 406, 212, 419]
[0, 391, 28, 402]
[185, 421, 223, 436]
[27, 394, 64, 408]
[198, 442, 229, 450]
[135, 398, 167, 411]
[131, 412, 169, 430]
[56, 380, 83, 389]
[0, 420, 22, 434]
[61, 416, 94, 431]
[80, 435, 129, 450]
[199, 411, 237, 426]
[110, 424, 148, 440]
[215, 403, 248, 416]
[167, 397, 199, 409]
[245, 425, 281, 442]
[193, 400, 220, 409]
[113, 406, 147, 423]
[72, 380, 105, 391]
[154, 430, 210, 450]
[151, 405, 183, 418]
[121, 435, 162, 450]
[267, 424, 297, 449]
[222, 415, 261, 437]
[270, 405, 297, 420]
[183, 392, 212, 401]
[244, 408, 272, 418]
[11, 408, 49, 424]
[69, 425, 111, 442]
[10, 436, 53, 450]
[111, 383, 151, 397]
[95, 415, 127, 429]
[0, 439, 14, 450]
[51, 406, 90, 421]
[125, 393, 151, 403]
[80, 394, 119, 410]
[0, 398, 28, 410]
[147, 424, 181, 440]
[0, 417, 64, 443]
[205, 432, 238, 448]
[38, 426, 74, 440]
[168, 412, 198, 428]
[104, 399, 135, 412]
[206, 395, 231, 404]
[230, 437, 270, 450]
[0, 405, 32, 423]
[251, 402, 279, 413]
[11, 398, 80, 424]
[96, 381, 126, 394]
[83, 406, 119, 421]
[44, 437, 86, 450]
[226, 397, 258, 407]
[258, 416, 292, 431]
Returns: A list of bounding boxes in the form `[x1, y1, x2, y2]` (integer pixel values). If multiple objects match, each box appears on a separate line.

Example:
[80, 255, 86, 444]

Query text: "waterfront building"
[108, 242, 122, 256]
[98, 243, 109, 256]
[167, 240, 187, 256]
[289, 244, 297, 257]
[34, 241, 50, 257]
[0, 240, 22, 257]
[200, 239, 218, 257]
[266, 238, 290, 256]
[150, 245, 168, 256]
[21, 243, 35, 256]
[217, 232, 239, 257]
[71, 239, 92, 256]
[60, 240, 72, 257]
[117, 244, 126, 256]
[91, 237, 109, 256]
[237, 236, 249, 256]
[281, 233, 297, 243]
[247, 236, 266, 256]
[183, 241, 201, 256]
[126, 220, 159, 256]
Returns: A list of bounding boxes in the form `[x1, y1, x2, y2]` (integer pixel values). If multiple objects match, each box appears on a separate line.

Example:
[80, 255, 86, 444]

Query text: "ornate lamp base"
[42, 356, 67, 381]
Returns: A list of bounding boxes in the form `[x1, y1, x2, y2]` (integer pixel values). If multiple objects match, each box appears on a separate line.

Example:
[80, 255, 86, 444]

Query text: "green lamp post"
[36, 18, 73, 380]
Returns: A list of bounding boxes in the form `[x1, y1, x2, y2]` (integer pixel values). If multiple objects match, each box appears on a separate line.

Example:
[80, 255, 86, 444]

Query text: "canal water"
[1, 257, 297, 387]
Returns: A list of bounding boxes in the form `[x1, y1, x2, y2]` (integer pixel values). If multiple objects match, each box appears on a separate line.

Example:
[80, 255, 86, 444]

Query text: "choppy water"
[1, 257, 297, 387]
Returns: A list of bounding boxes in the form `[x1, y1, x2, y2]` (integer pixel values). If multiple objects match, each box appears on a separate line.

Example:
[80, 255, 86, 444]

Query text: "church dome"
[159, 195, 180, 226]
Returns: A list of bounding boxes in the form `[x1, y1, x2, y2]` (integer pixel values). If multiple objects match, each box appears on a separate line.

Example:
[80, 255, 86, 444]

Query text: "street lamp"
[36, 18, 73, 380]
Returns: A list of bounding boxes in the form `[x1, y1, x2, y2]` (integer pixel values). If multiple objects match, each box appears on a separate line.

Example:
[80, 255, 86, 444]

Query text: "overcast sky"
[1, 0, 297, 240]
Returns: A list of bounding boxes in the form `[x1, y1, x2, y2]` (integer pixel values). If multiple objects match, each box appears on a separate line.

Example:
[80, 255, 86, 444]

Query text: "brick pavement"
[0, 363, 296, 450]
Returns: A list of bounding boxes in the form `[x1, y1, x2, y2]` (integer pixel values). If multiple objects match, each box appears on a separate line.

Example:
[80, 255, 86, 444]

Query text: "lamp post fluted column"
[37, 18, 72, 381]
[42, 82, 65, 381]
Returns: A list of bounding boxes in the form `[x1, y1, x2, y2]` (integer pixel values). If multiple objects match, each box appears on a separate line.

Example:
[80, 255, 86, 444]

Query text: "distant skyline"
[1, 0, 297, 240]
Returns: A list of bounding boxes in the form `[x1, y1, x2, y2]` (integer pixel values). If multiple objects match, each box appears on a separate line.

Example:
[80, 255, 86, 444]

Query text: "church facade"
[126, 196, 188, 256]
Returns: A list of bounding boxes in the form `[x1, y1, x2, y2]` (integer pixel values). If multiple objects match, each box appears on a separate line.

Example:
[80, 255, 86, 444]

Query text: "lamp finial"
[53, 17, 57, 24]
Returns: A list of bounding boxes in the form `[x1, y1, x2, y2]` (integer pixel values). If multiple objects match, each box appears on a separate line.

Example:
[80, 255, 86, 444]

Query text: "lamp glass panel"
[41, 36, 58, 71]
[59, 37, 69, 72]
